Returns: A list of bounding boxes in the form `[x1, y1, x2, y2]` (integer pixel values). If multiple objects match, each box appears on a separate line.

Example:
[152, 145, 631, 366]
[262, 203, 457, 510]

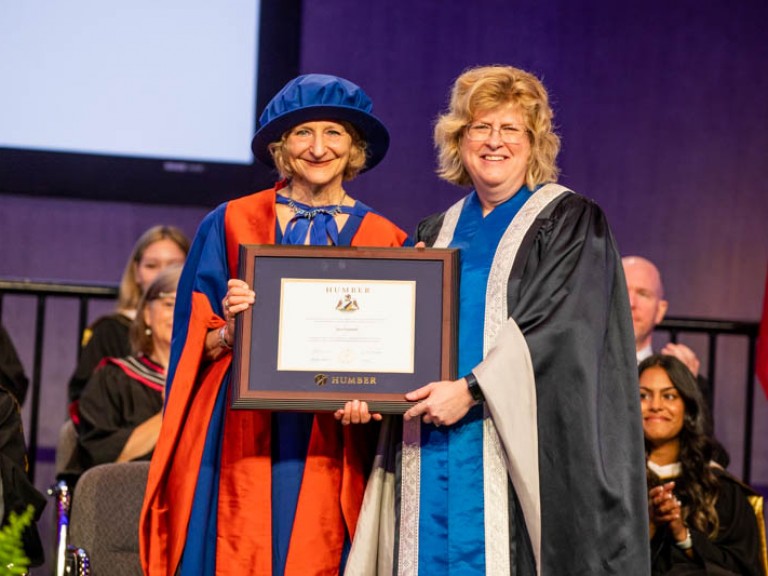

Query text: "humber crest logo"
[315, 374, 328, 387]
[335, 293, 359, 312]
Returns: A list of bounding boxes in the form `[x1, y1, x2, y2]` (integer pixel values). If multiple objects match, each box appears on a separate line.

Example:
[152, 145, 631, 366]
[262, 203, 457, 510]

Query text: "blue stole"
[418, 186, 533, 574]
[272, 197, 365, 573]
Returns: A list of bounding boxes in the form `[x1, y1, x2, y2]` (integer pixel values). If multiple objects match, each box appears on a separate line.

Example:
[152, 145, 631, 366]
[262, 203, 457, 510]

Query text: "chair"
[747, 491, 768, 576]
[66, 461, 149, 576]
[54, 419, 80, 482]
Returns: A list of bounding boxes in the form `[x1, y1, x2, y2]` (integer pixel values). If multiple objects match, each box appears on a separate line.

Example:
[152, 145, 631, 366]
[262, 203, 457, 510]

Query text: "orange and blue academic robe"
[139, 188, 406, 575]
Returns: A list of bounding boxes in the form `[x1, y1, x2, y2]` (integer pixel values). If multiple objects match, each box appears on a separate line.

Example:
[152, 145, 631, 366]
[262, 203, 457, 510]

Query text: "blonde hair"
[130, 265, 182, 356]
[117, 226, 190, 312]
[434, 65, 561, 189]
[268, 121, 368, 181]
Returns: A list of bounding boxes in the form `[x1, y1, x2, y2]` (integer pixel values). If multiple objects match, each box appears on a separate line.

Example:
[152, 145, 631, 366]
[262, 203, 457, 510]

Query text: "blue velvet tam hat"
[251, 74, 390, 172]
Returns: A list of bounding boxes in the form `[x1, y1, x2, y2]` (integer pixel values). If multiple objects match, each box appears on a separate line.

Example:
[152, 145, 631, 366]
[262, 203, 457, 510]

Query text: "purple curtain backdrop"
[297, 0, 768, 480]
[1, 2, 766, 571]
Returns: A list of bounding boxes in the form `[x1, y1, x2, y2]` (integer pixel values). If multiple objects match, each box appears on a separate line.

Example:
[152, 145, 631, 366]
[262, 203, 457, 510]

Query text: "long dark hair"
[640, 354, 720, 537]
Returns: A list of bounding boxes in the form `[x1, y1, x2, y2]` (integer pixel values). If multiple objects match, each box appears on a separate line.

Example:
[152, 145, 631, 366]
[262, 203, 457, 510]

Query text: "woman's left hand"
[334, 400, 382, 425]
[403, 378, 475, 427]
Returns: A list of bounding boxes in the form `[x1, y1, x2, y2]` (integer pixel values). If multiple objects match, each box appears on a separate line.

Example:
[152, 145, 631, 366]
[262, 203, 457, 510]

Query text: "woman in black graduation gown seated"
[77, 265, 181, 469]
[67, 225, 189, 419]
[0, 384, 46, 566]
[641, 354, 766, 575]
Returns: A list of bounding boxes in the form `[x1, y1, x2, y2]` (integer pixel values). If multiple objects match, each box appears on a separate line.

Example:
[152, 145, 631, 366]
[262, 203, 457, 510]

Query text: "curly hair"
[640, 354, 721, 538]
[434, 65, 561, 190]
[268, 121, 368, 182]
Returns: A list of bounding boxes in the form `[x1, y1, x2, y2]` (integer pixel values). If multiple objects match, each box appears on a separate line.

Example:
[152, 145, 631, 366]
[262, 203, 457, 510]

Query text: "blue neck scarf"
[276, 194, 356, 246]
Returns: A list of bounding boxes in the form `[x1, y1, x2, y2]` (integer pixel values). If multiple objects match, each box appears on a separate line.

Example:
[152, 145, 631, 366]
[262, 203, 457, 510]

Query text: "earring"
[145, 328, 152, 336]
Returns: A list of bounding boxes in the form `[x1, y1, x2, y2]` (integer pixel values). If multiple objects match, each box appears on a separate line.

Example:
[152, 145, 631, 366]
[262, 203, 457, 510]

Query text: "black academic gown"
[410, 187, 650, 575]
[77, 356, 164, 470]
[650, 468, 765, 576]
[0, 387, 46, 566]
[0, 324, 29, 405]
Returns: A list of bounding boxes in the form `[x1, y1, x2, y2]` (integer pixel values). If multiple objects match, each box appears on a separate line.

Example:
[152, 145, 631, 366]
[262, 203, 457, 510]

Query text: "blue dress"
[418, 187, 533, 573]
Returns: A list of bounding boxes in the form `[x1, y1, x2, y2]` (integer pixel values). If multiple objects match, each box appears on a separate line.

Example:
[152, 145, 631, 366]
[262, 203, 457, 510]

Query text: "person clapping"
[641, 354, 765, 575]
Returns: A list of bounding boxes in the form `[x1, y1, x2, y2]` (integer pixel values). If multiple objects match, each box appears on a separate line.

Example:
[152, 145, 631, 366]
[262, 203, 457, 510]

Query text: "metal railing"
[658, 316, 761, 483]
[0, 278, 762, 482]
[0, 278, 119, 481]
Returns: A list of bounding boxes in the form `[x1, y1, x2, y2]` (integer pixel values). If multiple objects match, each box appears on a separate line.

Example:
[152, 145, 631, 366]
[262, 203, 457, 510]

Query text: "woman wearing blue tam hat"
[140, 74, 406, 575]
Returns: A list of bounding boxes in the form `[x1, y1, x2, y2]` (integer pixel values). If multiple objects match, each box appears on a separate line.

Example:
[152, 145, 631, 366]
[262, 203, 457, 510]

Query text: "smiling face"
[459, 104, 531, 209]
[284, 121, 353, 192]
[143, 294, 176, 350]
[134, 239, 187, 295]
[640, 365, 685, 452]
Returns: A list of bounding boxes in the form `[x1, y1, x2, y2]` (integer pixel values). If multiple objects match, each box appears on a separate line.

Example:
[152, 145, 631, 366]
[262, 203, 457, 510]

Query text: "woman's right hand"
[403, 378, 475, 427]
[221, 279, 255, 343]
[206, 279, 255, 356]
[223, 279, 256, 322]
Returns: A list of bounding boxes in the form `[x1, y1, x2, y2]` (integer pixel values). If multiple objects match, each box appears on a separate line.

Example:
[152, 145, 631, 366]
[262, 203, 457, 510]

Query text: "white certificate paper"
[277, 279, 416, 373]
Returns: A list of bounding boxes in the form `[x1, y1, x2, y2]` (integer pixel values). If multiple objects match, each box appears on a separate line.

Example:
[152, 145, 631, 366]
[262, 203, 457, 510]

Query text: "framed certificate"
[230, 245, 458, 413]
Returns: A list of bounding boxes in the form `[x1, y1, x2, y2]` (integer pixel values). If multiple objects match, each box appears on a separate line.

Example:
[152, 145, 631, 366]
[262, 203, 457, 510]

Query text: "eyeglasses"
[149, 292, 176, 306]
[464, 123, 527, 144]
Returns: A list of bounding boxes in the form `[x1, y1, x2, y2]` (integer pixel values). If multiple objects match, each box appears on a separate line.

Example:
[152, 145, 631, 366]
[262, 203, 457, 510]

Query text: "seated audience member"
[640, 354, 766, 575]
[622, 256, 704, 376]
[67, 225, 190, 418]
[77, 265, 181, 469]
[1, 382, 46, 566]
[0, 323, 29, 405]
[622, 255, 730, 467]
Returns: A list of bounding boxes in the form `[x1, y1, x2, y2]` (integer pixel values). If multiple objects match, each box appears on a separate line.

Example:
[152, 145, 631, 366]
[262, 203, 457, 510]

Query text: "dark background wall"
[1, 1, 766, 570]
[294, 0, 768, 476]
[297, 0, 768, 478]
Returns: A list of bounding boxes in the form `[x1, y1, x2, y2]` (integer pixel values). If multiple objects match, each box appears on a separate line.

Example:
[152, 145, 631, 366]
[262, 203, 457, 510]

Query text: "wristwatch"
[464, 372, 484, 403]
